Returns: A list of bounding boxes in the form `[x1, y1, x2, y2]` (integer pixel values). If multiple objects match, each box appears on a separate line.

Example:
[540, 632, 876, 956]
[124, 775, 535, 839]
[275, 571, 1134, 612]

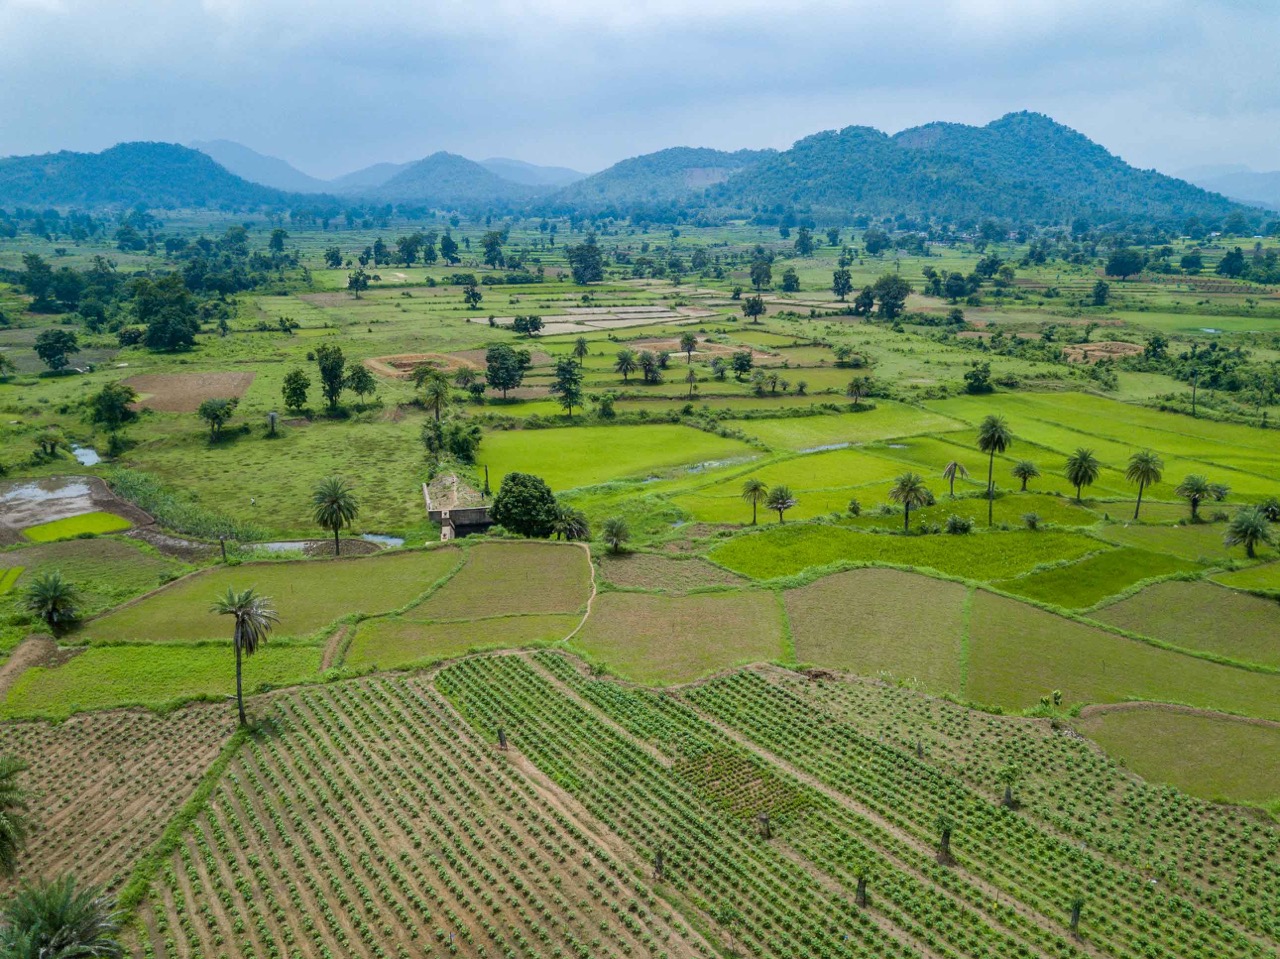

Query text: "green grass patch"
[732, 403, 960, 451]
[996, 547, 1201, 610]
[346, 613, 580, 670]
[967, 591, 1280, 720]
[570, 590, 784, 684]
[784, 568, 966, 692]
[1096, 521, 1269, 563]
[413, 542, 590, 619]
[1092, 580, 1280, 668]
[80, 548, 461, 643]
[22, 511, 133, 542]
[0, 567, 23, 596]
[0, 644, 322, 719]
[1212, 561, 1280, 594]
[1076, 707, 1280, 809]
[597, 553, 743, 592]
[708, 523, 1105, 582]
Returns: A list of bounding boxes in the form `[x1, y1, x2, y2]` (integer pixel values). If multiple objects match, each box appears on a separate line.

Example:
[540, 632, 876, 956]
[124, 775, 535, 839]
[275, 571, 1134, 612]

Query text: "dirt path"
[1077, 700, 1280, 730]
[559, 542, 597, 645]
[319, 625, 350, 671]
[0, 635, 81, 700]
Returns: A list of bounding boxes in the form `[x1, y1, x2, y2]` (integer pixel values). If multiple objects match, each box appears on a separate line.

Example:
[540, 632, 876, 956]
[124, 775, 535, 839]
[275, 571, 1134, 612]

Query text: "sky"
[0, 0, 1277, 179]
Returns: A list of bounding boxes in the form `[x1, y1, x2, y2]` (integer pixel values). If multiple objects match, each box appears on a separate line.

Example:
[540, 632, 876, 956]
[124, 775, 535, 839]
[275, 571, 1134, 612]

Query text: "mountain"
[329, 161, 414, 194]
[547, 147, 774, 211]
[1179, 166, 1280, 211]
[374, 152, 533, 206]
[710, 112, 1245, 224]
[479, 157, 586, 187]
[0, 141, 294, 209]
[189, 140, 329, 193]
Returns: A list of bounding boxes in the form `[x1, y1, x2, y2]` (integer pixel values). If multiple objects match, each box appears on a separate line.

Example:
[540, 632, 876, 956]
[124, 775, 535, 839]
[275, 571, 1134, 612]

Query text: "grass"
[597, 553, 742, 592]
[708, 523, 1106, 582]
[0, 644, 322, 719]
[79, 548, 461, 643]
[1092, 579, 1280, 668]
[570, 590, 784, 684]
[412, 542, 590, 619]
[1076, 707, 1280, 809]
[0, 567, 22, 595]
[784, 569, 966, 693]
[1095, 520, 1268, 563]
[346, 613, 580, 670]
[1212, 561, 1280, 594]
[732, 403, 961, 451]
[995, 547, 1201, 610]
[22, 511, 133, 542]
[476, 423, 755, 492]
[967, 591, 1280, 720]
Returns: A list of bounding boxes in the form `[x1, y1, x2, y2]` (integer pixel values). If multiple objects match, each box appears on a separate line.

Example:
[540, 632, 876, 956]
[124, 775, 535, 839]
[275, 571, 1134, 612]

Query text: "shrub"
[1023, 512, 1041, 530]
[944, 514, 973, 535]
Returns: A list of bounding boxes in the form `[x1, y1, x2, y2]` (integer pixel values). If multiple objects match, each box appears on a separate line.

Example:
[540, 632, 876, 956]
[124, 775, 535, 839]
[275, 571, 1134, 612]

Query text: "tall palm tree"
[1064, 448, 1101, 502]
[312, 476, 359, 556]
[1224, 506, 1273, 558]
[1175, 474, 1211, 521]
[614, 349, 638, 384]
[1125, 449, 1164, 520]
[421, 374, 451, 423]
[976, 415, 1012, 527]
[211, 587, 278, 727]
[942, 460, 968, 498]
[1011, 460, 1040, 492]
[0, 874, 123, 958]
[573, 336, 590, 366]
[889, 472, 932, 533]
[765, 485, 797, 524]
[21, 571, 79, 633]
[0, 757, 31, 876]
[741, 478, 769, 526]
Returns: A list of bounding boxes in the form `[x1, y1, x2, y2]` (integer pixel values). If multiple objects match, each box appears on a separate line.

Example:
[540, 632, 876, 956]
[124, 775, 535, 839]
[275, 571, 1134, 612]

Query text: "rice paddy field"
[2, 220, 1280, 956]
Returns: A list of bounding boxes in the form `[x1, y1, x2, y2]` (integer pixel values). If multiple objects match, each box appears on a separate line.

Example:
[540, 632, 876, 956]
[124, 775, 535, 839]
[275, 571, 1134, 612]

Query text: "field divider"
[558, 541, 597, 646]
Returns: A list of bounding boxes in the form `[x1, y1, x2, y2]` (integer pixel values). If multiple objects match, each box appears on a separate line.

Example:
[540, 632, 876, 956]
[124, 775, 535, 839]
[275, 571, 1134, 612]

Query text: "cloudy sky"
[0, 0, 1276, 178]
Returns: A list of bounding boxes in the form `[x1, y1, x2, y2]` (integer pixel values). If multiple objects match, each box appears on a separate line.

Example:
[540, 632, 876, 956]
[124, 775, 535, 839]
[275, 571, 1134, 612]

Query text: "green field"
[996, 546, 1201, 609]
[412, 541, 590, 619]
[346, 613, 580, 670]
[22, 511, 133, 542]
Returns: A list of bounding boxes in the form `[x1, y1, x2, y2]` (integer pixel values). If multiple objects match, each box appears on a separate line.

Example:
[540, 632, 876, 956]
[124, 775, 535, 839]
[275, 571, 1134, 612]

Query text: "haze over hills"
[2, 113, 1271, 226]
[1179, 164, 1280, 211]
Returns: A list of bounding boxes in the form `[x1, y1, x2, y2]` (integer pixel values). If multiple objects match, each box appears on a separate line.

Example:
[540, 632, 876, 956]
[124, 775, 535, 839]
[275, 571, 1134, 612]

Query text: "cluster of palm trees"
[0, 759, 123, 957]
[740, 478, 798, 524]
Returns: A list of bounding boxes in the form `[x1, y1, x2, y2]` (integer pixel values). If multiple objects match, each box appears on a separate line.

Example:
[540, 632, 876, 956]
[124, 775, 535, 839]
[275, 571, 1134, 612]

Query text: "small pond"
[71, 445, 101, 466]
[361, 533, 405, 547]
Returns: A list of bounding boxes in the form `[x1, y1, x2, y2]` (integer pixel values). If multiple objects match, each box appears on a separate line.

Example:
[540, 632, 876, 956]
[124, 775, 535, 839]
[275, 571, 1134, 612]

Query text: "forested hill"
[710, 112, 1241, 224]
[374, 152, 535, 206]
[0, 142, 301, 209]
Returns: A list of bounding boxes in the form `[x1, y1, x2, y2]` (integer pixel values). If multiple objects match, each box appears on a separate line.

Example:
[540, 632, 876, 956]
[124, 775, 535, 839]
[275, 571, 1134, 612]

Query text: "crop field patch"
[996, 546, 1200, 610]
[413, 542, 589, 620]
[80, 547, 461, 643]
[1097, 520, 1270, 562]
[1213, 561, 1280, 594]
[734, 403, 962, 451]
[1076, 706, 1280, 808]
[571, 590, 784, 683]
[1093, 579, 1280, 667]
[123, 371, 256, 413]
[597, 552, 743, 592]
[0, 567, 22, 595]
[0, 644, 322, 719]
[363, 351, 477, 379]
[346, 613, 580, 669]
[22, 510, 133, 542]
[967, 591, 1280, 720]
[785, 568, 966, 691]
[0, 703, 230, 890]
[708, 523, 1106, 581]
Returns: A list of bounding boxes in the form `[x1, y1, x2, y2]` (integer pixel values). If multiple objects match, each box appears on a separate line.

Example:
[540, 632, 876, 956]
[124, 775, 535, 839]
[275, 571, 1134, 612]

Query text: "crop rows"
[683, 670, 1277, 959]
[135, 678, 701, 959]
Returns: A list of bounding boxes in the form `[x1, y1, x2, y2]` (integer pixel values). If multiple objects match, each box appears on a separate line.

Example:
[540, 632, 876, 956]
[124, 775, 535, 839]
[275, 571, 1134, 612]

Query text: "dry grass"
[597, 552, 743, 592]
[346, 613, 580, 669]
[123, 372, 255, 413]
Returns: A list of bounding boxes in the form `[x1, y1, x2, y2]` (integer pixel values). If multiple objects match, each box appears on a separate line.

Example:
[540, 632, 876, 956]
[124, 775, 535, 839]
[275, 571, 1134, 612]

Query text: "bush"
[1023, 512, 1041, 530]
[944, 514, 974, 535]
[847, 498, 861, 517]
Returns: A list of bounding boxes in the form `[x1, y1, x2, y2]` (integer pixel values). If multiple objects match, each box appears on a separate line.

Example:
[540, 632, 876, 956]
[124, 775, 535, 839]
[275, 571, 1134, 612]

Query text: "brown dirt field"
[1062, 341, 1143, 364]
[450, 347, 553, 367]
[0, 635, 81, 700]
[0, 475, 153, 546]
[598, 552, 743, 592]
[364, 352, 478, 379]
[123, 371, 256, 413]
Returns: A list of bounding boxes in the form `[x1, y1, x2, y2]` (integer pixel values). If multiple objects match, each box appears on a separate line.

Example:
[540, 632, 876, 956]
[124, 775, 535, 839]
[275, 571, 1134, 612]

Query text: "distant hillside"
[329, 161, 413, 194]
[1181, 167, 1280, 211]
[374, 152, 533, 205]
[712, 112, 1244, 224]
[547, 147, 774, 211]
[190, 140, 329, 193]
[0, 142, 294, 209]
[480, 158, 586, 188]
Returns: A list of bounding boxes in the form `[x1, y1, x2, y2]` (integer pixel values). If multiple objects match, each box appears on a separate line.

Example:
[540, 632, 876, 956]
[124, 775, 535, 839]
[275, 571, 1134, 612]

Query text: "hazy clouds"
[0, 0, 1276, 176]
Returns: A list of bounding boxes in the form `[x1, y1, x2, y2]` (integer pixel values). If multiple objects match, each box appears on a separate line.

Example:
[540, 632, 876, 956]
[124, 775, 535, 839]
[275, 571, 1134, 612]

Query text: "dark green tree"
[34, 329, 79, 372]
[485, 344, 529, 399]
[314, 343, 346, 410]
[86, 382, 138, 432]
[550, 357, 584, 417]
[197, 397, 238, 440]
[832, 269, 853, 301]
[282, 369, 310, 412]
[491, 472, 558, 537]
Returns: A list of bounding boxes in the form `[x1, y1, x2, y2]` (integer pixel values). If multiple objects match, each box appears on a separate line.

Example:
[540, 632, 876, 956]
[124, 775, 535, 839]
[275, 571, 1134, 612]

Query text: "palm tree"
[572, 336, 590, 366]
[551, 505, 590, 542]
[976, 415, 1012, 527]
[1064, 448, 1101, 502]
[614, 349, 638, 384]
[1011, 460, 1040, 492]
[679, 331, 698, 363]
[601, 517, 630, 554]
[741, 478, 769, 526]
[421, 374, 451, 423]
[211, 587, 278, 727]
[22, 571, 79, 633]
[0, 757, 31, 876]
[888, 472, 931, 533]
[1125, 449, 1164, 520]
[453, 367, 477, 389]
[1224, 506, 1273, 558]
[312, 476, 359, 556]
[765, 485, 797, 524]
[1175, 474, 1211, 521]
[0, 874, 123, 959]
[942, 460, 968, 498]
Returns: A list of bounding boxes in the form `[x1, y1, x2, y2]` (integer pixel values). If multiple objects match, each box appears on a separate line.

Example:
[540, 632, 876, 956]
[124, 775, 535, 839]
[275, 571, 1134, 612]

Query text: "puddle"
[885, 443, 908, 449]
[0, 479, 92, 503]
[800, 442, 850, 453]
[1200, 328, 1221, 334]
[361, 533, 405, 547]
[253, 541, 310, 553]
[71, 445, 101, 466]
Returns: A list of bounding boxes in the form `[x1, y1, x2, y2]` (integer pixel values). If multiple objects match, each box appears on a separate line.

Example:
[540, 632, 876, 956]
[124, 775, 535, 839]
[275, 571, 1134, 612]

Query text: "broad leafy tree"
[485, 344, 529, 399]
[34, 329, 79, 372]
[86, 382, 138, 433]
[741, 295, 766, 324]
[344, 364, 377, 405]
[314, 343, 346, 410]
[491, 472, 558, 537]
[550, 357, 584, 417]
[211, 587, 278, 726]
[282, 369, 310, 412]
[832, 268, 853, 301]
[197, 397, 238, 440]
